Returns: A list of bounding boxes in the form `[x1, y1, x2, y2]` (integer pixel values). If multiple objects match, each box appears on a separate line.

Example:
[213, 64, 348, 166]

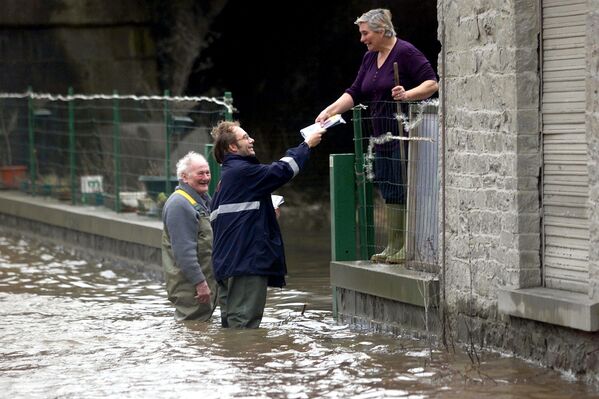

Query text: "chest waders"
[162, 189, 218, 321]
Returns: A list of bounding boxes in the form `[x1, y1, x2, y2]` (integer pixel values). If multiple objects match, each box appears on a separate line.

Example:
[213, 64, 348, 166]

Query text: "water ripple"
[0, 233, 597, 398]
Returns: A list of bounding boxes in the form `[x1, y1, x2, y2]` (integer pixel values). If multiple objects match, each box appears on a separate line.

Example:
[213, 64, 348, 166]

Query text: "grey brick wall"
[439, 0, 541, 314]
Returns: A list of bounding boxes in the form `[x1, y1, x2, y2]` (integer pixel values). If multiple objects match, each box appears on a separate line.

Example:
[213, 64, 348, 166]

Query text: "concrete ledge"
[330, 260, 438, 308]
[498, 287, 599, 332]
[0, 190, 162, 248]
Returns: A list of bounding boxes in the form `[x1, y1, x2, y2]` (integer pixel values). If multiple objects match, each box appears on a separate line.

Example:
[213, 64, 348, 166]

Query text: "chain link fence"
[353, 100, 439, 272]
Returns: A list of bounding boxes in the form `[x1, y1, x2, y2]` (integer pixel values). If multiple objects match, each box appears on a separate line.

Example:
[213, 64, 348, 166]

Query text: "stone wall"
[439, 0, 541, 314]
[335, 287, 440, 339]
[436, 0, 599, 382]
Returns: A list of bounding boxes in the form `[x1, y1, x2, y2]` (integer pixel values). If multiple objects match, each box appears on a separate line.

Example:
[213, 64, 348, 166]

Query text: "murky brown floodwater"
[1, 229, 597, 399]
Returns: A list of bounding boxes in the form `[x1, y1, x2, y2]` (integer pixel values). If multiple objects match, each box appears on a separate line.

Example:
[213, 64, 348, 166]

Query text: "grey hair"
[176, 151, 207, 180]
[355, 9, 396, 38]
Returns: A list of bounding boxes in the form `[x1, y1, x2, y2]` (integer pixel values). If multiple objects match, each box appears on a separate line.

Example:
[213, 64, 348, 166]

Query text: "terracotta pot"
[0, 165, 27, 189]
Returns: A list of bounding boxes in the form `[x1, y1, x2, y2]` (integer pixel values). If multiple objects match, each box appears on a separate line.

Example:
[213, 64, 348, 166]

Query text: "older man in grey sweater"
[161, 151, 217, 321]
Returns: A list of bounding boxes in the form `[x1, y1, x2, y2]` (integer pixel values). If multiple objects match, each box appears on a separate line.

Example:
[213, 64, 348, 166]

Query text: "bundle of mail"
[300, 114, 346, 139]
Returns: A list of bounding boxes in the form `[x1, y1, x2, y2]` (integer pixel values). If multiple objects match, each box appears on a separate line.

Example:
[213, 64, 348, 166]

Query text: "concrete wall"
[0, 191, 163, 278]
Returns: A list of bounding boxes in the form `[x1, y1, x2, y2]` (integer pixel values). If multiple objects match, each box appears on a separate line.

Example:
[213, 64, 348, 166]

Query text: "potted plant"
[0, 103, 27, 189]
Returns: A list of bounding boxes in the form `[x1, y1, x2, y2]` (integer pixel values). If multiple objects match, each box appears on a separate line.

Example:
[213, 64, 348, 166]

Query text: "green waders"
[218, 275, 268, 328]
[162, 191, 218, 321]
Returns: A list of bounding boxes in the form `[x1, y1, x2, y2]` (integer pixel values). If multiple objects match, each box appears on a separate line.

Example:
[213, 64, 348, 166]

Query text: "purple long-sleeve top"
[345, 38, 437, 137]
[346, 38, 437, 104]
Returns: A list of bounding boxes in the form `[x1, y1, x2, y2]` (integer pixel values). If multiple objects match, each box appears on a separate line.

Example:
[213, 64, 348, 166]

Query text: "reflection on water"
[0, 232, 597, 398]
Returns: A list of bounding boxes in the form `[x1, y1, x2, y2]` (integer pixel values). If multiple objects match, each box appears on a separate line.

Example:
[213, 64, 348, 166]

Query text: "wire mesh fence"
[1, 91, 439, 267]
[354, 100, 439, 273]
[0, 91, 232, 215]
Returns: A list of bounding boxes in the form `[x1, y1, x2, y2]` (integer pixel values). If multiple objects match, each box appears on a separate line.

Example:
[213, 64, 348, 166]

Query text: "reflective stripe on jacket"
[211, 142, 310, 287]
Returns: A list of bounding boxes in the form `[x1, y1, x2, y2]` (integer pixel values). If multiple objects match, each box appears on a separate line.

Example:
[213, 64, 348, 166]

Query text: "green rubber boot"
[371, 204, 406, 263]
[370, 245, 391, 263]
[385, 204, 406, 264]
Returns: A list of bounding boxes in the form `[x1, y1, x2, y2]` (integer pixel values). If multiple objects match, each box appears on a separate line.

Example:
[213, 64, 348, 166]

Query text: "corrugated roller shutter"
[542, 0, 588, 293]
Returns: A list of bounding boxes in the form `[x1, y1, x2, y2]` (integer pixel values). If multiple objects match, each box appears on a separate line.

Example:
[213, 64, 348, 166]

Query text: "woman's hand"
[393, 80, 438, 101]
[315, 109, 330, 124]
[316, 93, 354, 123]
[391, 85, 408, 101]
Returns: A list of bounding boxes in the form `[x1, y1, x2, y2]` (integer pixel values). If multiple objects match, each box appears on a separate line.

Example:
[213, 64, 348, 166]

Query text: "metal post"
[164, 90, 172, 195]
[68, 87, 76, 205]
[27, 86, 36, 196]
[204, 91, 231, 194]
[113, 90, 121, 213]
[329, 153, 357, 320]
[330, 154, 356, 261]
[204, 143, 220, 196]
[353, 106, 374, 260]
[224, 91, 233, 121]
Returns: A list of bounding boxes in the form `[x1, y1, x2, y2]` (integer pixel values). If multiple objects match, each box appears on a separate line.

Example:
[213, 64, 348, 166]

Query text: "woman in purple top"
[316, 8, 438, 264]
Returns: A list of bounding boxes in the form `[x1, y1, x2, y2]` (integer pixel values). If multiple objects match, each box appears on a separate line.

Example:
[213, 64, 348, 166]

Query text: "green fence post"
[164, 90, 172, 196]
[204, 144, 220, 196]
[68, 87, 76, 205]
[353, 106, 374, 260]
[204, 91, 231, 194]
[27, 86, 36, 196]
[330, 154, 356, 261]
[224, 91, 233, 121]
[330, 153, 357, 320]
[113, 90, 121, 213]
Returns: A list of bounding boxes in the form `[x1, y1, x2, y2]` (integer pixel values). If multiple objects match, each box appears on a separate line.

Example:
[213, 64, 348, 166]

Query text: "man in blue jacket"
[210, 121, 324, 328]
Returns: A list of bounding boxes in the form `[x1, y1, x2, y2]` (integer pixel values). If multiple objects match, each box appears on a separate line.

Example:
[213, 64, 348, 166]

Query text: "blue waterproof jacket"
[210, 142, 311, 287]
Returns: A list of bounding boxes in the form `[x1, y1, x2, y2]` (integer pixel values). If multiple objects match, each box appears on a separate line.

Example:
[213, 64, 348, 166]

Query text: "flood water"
[1, 229, 598, 399]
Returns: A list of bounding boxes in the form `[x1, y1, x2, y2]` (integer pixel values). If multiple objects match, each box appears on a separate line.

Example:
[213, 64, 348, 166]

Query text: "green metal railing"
[205, 91, 233, 196]
[330, 100, 440, 269]
[329, 153, 356, 261]
[26, 87, 36, 196]
[68, 87, 76, 204]
[0, 89, 233, 215]
[353, 106, 375, 260]
[113, 91, 121, 212]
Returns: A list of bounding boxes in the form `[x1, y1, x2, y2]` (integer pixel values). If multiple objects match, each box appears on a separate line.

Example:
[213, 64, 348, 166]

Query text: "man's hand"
[194, 280, 211, 303]
[305, 129, 325, 148]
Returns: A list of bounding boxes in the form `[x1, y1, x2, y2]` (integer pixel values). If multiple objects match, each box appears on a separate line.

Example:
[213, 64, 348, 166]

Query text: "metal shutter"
[541, 0, 588, 293]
